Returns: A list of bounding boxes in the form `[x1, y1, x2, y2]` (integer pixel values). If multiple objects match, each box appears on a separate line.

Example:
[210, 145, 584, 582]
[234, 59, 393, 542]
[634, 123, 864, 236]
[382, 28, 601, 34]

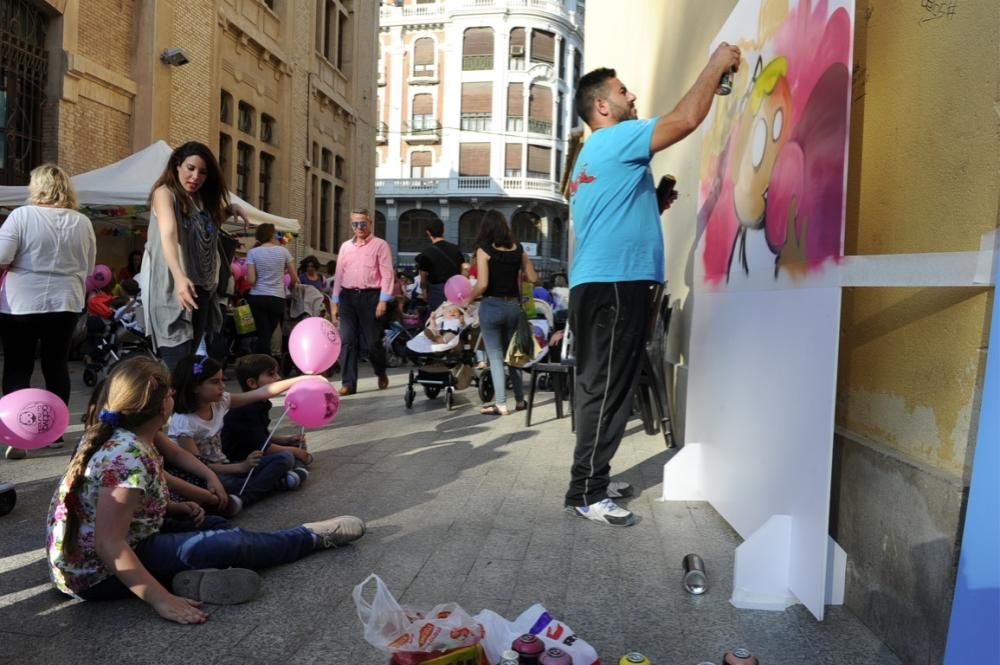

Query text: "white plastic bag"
[475, 604, 599, 665]
[353, 574, 484, 654]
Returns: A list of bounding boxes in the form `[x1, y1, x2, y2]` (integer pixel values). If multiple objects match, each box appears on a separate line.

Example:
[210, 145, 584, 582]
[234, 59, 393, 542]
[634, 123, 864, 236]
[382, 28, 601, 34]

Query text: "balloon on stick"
[0, 389, 70, 450]
[444, 275, 472, 305]
[91, 265, 112, 288]
[285, 378, 339, 428]
[288, 316, 342, 374]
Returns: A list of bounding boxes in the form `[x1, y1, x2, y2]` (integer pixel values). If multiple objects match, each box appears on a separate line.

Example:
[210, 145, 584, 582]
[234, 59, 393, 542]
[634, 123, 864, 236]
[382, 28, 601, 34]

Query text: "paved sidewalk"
[0, 363, 901, 665]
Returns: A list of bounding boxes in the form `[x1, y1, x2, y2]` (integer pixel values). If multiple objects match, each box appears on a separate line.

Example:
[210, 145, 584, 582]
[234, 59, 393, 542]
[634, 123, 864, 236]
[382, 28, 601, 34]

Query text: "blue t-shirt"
[568, 117, 663, 288]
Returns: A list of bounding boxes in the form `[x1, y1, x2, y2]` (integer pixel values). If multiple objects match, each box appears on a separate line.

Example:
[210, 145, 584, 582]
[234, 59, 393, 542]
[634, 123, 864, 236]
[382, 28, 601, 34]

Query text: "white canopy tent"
[0, 140, 300, 233]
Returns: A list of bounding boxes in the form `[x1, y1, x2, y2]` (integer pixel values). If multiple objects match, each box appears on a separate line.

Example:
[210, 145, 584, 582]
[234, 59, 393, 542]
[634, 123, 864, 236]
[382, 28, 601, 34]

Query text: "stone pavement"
[0, 363, 902, 665]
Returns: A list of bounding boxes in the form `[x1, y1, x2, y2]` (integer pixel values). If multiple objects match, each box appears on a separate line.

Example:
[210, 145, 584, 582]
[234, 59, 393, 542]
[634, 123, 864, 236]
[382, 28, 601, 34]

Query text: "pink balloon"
[230, 259, 246, 280]
[0, 389, 70, 450]
[444, 275, 472, 305]
[285, 378, 339, 428]
[92, 265, 112, 288]
[283, 273, 292, 289]
[85, 276, 98, 292]
[289, 317, 342, 374]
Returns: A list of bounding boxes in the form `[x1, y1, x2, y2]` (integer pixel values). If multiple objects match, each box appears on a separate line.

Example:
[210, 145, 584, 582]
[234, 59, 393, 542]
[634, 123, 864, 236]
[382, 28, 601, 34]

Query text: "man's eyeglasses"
[351, 221, 369, 229]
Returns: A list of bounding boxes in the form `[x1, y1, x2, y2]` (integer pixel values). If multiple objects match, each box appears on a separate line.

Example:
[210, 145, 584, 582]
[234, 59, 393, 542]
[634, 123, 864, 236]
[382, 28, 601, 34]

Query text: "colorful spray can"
[512, 634, 546, 665]
[723, 648, 759, 665]
[716, 71, 734, 95]
[539, 647, 573, 665]
[498, 649, 520, 665]
[618, 652, 651, 665]
[683, 553, 709, 594]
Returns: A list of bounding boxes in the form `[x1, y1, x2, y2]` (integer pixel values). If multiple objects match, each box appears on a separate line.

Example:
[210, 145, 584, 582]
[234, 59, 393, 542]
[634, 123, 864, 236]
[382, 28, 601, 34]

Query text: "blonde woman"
[0, 164, 96, 457]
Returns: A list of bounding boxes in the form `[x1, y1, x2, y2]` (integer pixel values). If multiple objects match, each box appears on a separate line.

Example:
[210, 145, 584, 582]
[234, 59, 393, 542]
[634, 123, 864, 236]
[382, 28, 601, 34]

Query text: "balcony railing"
[380, 0, 578, 23]
[460, 113, 491, 131]
[528, 118, 553, 135]
[402, 121, 441, 143]
[375, 176, 562, 201]
[462, 54, 494, 71]
[507, 117, 524, 132]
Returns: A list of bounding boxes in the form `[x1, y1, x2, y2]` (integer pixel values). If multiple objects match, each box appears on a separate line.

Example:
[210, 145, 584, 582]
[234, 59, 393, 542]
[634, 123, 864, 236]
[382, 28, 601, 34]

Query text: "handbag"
[233, 300, 256, 335]
[505, 309, 541, 368]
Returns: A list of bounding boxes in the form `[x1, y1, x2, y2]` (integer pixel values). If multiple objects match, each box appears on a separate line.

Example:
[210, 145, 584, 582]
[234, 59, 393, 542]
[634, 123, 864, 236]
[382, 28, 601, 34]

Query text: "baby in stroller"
[422, 304, 465, 351]
[402, 301, 479, 410]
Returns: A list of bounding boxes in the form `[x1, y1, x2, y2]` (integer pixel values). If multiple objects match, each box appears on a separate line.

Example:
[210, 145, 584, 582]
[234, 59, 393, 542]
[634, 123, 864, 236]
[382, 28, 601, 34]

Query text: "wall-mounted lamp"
[159, 48, 190, 66]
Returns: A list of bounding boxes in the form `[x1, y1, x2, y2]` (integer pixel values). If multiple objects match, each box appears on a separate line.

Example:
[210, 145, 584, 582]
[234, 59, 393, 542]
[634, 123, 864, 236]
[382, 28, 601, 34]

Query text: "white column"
[388, 26, 406, 179]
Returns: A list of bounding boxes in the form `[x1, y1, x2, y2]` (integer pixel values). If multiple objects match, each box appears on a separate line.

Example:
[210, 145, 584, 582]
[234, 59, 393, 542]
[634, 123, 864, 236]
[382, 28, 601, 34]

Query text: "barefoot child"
[168, 355, 314, 507]
[221, 354, 314, 467]
[46, 356, 365, 623]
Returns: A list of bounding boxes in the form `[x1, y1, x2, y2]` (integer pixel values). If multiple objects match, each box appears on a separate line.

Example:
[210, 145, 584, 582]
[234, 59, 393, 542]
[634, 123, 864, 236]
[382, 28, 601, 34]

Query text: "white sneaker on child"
[292, 467, 309, 483]
[283, 471, 302, 490]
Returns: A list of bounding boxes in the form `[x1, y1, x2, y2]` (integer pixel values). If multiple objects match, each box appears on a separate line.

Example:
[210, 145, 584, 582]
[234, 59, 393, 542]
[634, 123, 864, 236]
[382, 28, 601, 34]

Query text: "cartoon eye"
[751, 117, 767, 169]
[772, 108, 783, 141]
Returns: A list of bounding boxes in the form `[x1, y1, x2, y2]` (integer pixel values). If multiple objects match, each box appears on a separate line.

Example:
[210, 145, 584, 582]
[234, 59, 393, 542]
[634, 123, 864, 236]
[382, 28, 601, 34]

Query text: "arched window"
[398, 209, 439, 253]
[511, 209, 541, 246]
[462, 27, 493, 70]
[413, 37, 435, 75]
[458, 209, 485, 255]
[550, 217, 564, 261]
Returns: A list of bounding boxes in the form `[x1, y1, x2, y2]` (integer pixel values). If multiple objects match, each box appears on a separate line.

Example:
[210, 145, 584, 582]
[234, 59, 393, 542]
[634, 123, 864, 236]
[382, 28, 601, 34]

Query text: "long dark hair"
[472, 209, 515, 251]
[150, 142, 230, 227]
[63, 357, 171, 554]
[171, 355, 224, 414]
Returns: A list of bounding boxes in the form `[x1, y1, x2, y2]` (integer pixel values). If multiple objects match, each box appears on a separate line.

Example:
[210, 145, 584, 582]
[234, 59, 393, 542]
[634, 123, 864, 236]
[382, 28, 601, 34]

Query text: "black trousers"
[0, 311, 79, 406]
[246, 294, 286, 355]
[339, 288, 387, 388]
[158, 286, 217, 374]
[565, 281, 655, 507]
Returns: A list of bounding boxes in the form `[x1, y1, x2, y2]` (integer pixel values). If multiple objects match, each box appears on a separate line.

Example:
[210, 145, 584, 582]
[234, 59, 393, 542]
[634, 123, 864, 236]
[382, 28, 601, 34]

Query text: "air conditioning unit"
[510, 45, 525, 56]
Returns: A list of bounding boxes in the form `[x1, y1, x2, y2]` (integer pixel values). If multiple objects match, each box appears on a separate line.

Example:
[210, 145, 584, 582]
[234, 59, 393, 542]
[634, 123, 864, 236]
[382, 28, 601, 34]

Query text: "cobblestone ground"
[0, 363, 901, 665]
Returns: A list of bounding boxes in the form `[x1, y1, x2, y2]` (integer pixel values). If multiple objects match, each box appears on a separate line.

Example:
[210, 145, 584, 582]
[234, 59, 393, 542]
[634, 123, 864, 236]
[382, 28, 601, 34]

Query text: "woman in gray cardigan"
[140, 142, 246, 372]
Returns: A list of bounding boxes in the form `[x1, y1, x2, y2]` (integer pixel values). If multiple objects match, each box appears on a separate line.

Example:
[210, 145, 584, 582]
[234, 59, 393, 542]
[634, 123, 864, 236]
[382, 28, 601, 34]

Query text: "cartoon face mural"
[696, 0, 853, 286]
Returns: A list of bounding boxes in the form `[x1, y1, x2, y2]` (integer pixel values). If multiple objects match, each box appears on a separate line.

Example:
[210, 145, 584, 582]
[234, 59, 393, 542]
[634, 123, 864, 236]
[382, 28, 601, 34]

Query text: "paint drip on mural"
[696, 0, 854, 287]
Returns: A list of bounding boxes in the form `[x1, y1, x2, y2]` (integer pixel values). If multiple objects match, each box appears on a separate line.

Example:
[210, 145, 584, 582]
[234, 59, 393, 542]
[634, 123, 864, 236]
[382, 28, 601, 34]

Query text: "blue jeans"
[478, 297, 524, 407]
[79, 525, 316, 600]
[217, 451, 294, 505]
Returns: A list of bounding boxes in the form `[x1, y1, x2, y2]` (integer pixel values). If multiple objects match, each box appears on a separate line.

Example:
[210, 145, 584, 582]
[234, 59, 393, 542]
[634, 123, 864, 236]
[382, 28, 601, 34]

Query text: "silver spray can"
[682, 553, 708, 594]
[716, 71, 734, 95]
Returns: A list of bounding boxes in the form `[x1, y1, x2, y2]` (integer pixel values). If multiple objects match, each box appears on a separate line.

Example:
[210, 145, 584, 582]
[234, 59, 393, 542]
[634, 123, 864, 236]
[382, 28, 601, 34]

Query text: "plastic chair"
[525, 324, 575, 430]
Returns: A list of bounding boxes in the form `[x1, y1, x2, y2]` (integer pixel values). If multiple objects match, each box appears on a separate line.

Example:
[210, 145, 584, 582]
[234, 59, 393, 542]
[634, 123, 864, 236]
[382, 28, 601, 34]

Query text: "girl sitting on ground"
[168, 355, 315, 507]
[46, 356, 365, 624]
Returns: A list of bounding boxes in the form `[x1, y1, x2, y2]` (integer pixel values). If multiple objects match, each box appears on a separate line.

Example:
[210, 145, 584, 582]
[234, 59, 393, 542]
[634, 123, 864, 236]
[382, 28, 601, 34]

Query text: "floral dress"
[46, 428, 168, 597]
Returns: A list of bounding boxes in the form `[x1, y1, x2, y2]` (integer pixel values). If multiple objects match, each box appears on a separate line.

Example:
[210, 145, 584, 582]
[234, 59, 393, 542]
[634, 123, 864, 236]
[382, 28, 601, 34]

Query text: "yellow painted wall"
[584, 0, 999, 480]
[838, 0, 999, 481]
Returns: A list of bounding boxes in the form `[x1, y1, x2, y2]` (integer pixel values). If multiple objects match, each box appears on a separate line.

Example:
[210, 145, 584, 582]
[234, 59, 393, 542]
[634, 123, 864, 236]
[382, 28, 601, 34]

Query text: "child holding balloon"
[169, 355, 315, 506]
[46, 355, 366, 623]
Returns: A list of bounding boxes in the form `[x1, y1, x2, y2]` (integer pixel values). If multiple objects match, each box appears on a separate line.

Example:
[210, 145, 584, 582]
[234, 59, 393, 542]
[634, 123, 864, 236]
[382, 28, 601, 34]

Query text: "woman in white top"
[0, 164, 96, 443]
[245, 223, 297, 355]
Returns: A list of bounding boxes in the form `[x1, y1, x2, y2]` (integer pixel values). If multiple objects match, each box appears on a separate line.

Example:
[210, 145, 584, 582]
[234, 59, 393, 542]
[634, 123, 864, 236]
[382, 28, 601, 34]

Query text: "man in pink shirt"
[331, 208, 395, 395]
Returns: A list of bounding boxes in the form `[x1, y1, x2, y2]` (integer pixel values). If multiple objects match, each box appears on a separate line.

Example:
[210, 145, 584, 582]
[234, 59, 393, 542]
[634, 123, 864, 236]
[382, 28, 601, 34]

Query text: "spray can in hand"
[716, 70, 734, 95]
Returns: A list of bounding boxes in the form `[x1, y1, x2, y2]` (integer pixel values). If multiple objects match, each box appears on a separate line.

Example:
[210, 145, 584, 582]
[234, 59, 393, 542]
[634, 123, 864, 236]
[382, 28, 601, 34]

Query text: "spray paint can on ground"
[716, 70, 734, 95]
[498, 649, 520, 665]
[539, 648, 573, 665]
[683, 553, 709, 594]
[512, 634, 546, 665]
[723, 648, 759, 665]
[618, 652, 651, 665]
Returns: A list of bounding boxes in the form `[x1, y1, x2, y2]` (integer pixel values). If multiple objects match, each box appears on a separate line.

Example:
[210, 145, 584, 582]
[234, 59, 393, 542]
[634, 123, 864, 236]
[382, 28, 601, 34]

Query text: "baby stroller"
[82, 303, 154, 387]
[403, 303, 480, 411]
[383, 308, 425, 368]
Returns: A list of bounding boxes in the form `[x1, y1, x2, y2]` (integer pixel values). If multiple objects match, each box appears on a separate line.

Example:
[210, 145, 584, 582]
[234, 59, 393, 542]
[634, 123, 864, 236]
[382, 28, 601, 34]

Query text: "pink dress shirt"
[331, 235, 395, 304]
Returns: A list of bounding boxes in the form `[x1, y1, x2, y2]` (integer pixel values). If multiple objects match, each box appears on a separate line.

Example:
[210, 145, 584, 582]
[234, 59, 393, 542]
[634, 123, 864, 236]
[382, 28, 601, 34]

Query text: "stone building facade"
[1, 0, 377, 266]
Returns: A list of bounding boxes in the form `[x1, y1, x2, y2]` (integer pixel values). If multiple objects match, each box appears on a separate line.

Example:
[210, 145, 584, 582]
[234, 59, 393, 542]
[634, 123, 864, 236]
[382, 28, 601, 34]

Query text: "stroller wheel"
[424, 385, 441, 399]
[445, 388, 454, 411]
[83, 367, 98, 387]
[478, 372, 494, 403]
[404, 386, 416, 409]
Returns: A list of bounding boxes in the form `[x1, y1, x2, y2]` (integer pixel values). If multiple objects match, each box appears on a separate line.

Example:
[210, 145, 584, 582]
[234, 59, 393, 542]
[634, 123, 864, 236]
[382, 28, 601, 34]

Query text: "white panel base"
[731, 515, 798, 611]
[826, 537, 847, 605]
[660, 443, 703, 501]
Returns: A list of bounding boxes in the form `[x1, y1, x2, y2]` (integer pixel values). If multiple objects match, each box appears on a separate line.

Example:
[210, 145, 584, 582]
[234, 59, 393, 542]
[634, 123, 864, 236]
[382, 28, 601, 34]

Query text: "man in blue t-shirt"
[565, 44, 741, 527]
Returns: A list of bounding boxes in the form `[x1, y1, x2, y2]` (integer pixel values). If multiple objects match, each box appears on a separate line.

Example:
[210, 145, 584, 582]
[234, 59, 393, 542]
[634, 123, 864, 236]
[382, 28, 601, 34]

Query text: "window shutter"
[527, 145, 550, 176]
[414, 38, 434, 65]
[461, 82, 493, 114]
[411, 151, 432, 167]
[463, 28, 493, 56]
[507, 83, 523, 117]
[506, 144, 522, 170]
[529, 84, 552, 120]
[459, 143, 491, 176]
[531, 30, 555, 63]
[412, 94, 433, 115]
[509, 27, 525, 49]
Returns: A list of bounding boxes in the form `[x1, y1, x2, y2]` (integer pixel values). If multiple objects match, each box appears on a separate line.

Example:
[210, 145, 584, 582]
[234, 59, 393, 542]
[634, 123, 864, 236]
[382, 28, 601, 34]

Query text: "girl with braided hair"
[46, 356, 365, 624]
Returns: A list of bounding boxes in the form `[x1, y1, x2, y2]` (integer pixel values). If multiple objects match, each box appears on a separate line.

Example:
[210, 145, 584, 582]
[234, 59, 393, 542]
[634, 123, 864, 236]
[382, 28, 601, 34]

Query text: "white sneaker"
[566, 498, 636, 527]
[4, 446, 26, 461]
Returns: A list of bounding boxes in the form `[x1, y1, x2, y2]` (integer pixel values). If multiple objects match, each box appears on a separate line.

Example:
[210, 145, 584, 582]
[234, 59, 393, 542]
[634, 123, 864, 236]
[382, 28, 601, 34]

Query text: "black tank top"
[482, 243, 522, 298]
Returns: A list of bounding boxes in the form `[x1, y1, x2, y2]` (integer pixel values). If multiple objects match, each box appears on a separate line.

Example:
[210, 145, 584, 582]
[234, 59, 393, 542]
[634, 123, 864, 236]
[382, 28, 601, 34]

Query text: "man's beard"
[610, 101, 635, 122]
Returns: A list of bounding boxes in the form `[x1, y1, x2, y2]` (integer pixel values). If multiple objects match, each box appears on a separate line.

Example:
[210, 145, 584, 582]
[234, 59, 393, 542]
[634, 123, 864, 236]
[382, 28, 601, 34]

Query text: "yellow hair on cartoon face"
[749, 57, 789, 116]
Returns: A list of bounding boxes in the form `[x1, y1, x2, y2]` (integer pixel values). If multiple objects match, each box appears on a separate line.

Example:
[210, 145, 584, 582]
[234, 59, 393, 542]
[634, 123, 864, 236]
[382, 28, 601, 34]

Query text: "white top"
[167, 392, 232, 464]
[247, 244, 293, 298]
[0, 205, 96, 315]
